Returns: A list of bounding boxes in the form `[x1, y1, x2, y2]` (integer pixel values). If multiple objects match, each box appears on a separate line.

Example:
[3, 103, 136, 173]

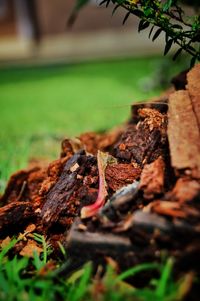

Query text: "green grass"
[0, 236, 191, 301]
[0, 56, 187, 191]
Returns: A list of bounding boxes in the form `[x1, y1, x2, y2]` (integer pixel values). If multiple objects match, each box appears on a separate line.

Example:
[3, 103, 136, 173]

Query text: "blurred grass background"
[0, 56, 187, 191]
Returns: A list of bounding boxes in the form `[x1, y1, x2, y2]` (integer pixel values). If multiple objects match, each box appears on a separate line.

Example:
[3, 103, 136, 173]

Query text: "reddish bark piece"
[79, 132, 101, 155]
[0, 202, 34, 236]
[168, 177, 200, 203]
[168, 90, 200, 178]
[0, 167, 43, 206]
[139, 157, 165, 199]
[148, 201, 187, 218]
[19, 239, 43, 258]
[138, 108, 167, 134]
[39, 157, 69, 197]
[187, 64, 200, 133]
[79, 127, 124, 155]
[105, 163, 141, 191]
[114, 108, 167, 166]
[149, 200, 200, 219]
[60, 138, 81, 158]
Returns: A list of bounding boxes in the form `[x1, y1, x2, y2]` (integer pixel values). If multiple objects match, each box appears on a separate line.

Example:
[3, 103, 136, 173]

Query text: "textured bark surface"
[0, 202, 34, 237]
[139, 156, 165, 199]
[168, 90, 200, 178]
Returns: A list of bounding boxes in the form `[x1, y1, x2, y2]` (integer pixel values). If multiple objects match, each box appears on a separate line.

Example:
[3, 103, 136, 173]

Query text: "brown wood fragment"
[139, 157, 165, 199]
[150, 201, 187, 218]
[168, 90, 200, 178]
[187, 64, 200, 133]
[187, 64, 200, 97]
[168, 177, 200, 203]
[105, 163, 141, 191]
[149, 200, 200, 219]
[19, 239, 43, 258]
[41, 151, 98, 228]
[0, 167, 40, 206]
[79, 126, 124, 155]
[0, 202, 34, 236]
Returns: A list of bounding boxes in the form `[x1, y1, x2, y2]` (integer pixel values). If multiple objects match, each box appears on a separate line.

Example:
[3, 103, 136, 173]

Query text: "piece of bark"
[187, 64, 200, 133]
[0, 202, 34, 237]
[0, 167, 41, 206]
[39, 157, 69, 197]
[114, 126, 164, 165]
[130, 210, 200, 236]
[79, 126, 124, 155]
[168, 90, 200, 178]
[139, 157, 165, 199]
[167, 177, 200, 203]
[105, 163, 141, 191]
[41, 151, 84, 226]
[60, 138, 82, 158]
[41, 151, 98, 228]
[187, 64, 200, 97]
[149, 200, 200, 219]
[66, 218, 133, 259]
[114, 108, 167, 165]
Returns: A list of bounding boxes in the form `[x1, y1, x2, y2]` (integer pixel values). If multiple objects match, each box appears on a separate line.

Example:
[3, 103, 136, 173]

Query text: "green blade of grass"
[156, 257, 174, 298]
[116, 262, 160, 282]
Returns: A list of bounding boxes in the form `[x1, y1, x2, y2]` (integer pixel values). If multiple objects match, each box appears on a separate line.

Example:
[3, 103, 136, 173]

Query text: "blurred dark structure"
[0, 0, 165, 64]
[0, 0, 138, 39]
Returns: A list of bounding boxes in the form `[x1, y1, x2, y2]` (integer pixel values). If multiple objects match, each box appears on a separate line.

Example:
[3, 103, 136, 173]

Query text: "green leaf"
[172, 24, 183, 30]
[190, 56, 197, 68]
[148, 26, 154, 39]
[106, 0, 111, 7]
[138, 20, 150, 32]
[132, 9, 144, 18]
[163, 0, 173, 12]
[67, 263, 92, 301]
[173, 47, 182, 60]
[164, 38, 174, 55]
[165, 32, 169, 43]
[152, 28, 162, 41]
[123, 12, 131, 25]
[116, 263, 160, 282]
[112, 4, 120, 16]
[99, 0, 110, 6]
[156, 258, 174, 298]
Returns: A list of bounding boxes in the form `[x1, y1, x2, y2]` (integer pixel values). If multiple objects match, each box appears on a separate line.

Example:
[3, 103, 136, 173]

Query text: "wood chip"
[168, 90, 200, 178]
[19, 239, 43, 258]
[139, 157, 165, 199]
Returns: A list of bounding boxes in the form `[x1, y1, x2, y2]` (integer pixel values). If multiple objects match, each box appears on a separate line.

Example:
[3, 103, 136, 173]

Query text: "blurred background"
[0, 0, 170, 62]
[0, 0, 187, 191]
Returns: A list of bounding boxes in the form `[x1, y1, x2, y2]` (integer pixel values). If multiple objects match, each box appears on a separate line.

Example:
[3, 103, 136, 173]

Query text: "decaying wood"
[41, 151, 91, 227]
[139, 156, 165, 199]
[168, 90, 200, 178]
[1, 65, 200, 299]
[0, 202, 34, 237]
[166, 177, 200, 203]
[67, 218, 133, 258]
[105, 163, 141, 191]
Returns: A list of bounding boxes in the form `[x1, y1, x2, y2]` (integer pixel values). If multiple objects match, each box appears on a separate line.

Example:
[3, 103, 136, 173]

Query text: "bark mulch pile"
[0, 64, 200, 292]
